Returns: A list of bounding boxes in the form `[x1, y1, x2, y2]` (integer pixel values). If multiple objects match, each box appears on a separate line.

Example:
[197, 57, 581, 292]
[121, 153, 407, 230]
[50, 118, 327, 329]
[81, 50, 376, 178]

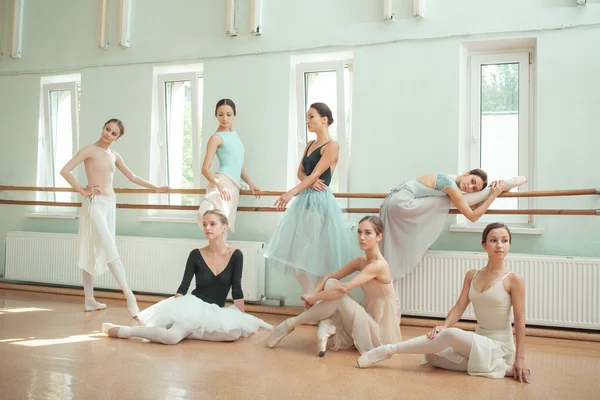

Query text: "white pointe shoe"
[357, 345, 395, 368]
[84, 300, 107, 312]
[317, 323, 337, 357]
[265, 318, 296, 348]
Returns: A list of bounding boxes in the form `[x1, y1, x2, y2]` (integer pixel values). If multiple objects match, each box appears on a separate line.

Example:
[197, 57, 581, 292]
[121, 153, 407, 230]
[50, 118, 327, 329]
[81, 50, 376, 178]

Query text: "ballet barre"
[1, 185, 599, 199]
[0, 201, 598, 216]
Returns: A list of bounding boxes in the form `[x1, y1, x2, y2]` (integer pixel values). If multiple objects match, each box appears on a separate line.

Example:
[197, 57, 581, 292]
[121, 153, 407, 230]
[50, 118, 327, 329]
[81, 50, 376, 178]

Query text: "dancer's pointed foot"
[317, 321, 337, 357]
[357, 344, 395, 368]
[265, 318, 296, 348]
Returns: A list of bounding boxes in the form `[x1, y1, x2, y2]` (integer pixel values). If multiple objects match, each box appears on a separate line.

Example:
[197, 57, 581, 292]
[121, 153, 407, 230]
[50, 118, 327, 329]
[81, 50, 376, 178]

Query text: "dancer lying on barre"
[266, 216, 401, 357]
[358, 222, 531, 384]
[379, 170, 527, 307]
[102, 210, 272, 344]
[60, 118, 169, 317]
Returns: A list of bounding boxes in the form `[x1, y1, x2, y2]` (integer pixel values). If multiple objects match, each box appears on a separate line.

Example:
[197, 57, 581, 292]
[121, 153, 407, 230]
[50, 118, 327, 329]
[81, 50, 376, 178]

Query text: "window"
[467, 51, 533, 225]
[154, 72, 203, 215]
[36, 77, 80, 214]
[294, 61, 352, 200]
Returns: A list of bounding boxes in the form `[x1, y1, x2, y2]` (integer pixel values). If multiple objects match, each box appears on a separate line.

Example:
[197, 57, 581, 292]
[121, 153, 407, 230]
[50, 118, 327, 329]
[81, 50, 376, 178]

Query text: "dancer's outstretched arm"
[241, 168, 261, 198]
[427, 269, 476, 339]
[115, 153, 168, 192]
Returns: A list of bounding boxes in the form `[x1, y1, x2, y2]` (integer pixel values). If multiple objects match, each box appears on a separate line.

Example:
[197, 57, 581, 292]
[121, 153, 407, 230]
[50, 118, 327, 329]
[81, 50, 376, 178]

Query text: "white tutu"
[137, 295, 273, 337]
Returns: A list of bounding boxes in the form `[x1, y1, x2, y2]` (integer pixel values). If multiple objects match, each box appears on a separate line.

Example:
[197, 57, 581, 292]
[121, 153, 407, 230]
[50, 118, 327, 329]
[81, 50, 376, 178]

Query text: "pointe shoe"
[84, 300, 107, 312]
[265, 318, 296, 348]
[357, 344, 395, 368]
[102, 323, 122, 338]
[126, 295, 140, 318]
[317, 322, 337, 357]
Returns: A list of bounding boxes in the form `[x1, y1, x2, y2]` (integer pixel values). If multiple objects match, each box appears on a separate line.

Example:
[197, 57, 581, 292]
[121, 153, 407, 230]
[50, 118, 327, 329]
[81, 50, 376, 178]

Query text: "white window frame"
[295, 61, 351, 203]
[35, 81, 80, 215]
[465, 51, 534, 226]
[153, 72, 202, 217]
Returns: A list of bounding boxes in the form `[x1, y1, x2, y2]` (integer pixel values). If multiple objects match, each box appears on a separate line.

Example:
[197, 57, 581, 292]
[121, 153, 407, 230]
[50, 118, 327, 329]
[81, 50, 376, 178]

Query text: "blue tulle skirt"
[264, 188, 360, 278]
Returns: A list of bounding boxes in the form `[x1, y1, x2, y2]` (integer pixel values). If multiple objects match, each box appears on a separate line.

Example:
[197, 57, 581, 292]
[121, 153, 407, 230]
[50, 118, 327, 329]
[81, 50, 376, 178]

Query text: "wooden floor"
[1, 289, 599, 400]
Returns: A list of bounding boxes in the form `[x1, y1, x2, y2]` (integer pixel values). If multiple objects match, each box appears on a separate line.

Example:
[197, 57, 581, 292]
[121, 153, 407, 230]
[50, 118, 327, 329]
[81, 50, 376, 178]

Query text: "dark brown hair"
[482, 222, 511, 244]
[359, 215, 384, 236]
[469, 168, 488, 190]
[104, 119, 125, 137]
[310, 102, 334, 126]
[215, 99, 236, 116]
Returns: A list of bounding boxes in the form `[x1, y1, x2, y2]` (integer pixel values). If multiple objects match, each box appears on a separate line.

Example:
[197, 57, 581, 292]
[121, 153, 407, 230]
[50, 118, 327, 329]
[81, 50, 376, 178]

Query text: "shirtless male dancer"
[61, 119, 168, 317]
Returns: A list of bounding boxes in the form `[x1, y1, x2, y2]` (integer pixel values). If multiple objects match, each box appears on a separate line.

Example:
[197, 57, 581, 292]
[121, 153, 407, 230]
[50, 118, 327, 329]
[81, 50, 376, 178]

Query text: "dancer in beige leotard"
[61, 118, 168, 317]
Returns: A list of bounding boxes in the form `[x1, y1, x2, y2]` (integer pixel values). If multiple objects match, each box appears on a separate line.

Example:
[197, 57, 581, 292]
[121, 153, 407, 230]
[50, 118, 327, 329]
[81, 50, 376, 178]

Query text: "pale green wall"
[1, 1, 599, 305]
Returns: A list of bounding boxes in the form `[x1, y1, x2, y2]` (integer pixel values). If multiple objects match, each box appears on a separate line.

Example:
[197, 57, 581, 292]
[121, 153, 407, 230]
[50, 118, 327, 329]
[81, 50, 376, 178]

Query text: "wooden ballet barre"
[0, 185, 599, 199]
[0, 199, 598, 216]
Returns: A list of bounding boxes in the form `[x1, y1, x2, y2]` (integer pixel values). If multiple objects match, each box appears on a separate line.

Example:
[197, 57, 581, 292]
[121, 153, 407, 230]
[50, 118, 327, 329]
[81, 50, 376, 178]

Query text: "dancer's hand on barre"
[426, 325, 447, 339]
[249, 183, 261, 199]
[512, 358, 531, 383]
[489, 180, 505, 197]
[80, 185, 101, 198]
[274, 191, 294, 210]
[217, 183, 232, 202]
[310, 179, 327, 192]
[154, 186, 170, 193]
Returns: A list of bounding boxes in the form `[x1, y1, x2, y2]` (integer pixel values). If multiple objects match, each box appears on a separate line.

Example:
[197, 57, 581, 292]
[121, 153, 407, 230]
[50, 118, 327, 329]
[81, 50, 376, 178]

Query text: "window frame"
[294, 60, 351, 201]
[36, 81, 80, 214]
[466, 50, 534, 225]
[153, 71, 203, 217]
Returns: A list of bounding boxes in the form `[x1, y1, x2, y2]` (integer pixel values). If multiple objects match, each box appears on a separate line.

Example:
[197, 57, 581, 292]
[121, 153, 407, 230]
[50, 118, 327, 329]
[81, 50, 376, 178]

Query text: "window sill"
[449, 223, 544, 235]
[25, 213, 79, 220]
[138, 216, 197, 224]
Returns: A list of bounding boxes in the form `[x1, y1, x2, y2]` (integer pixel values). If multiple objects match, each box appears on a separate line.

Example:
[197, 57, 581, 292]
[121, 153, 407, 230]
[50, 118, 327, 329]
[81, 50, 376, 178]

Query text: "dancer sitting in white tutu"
[102, 210, 272, 344]
[197, 99, 261, 233]
[266, 216, 401, 357]
[358, 222, 531, 384]
[379, 170, 527, 302]
[60, 118, 168, 317]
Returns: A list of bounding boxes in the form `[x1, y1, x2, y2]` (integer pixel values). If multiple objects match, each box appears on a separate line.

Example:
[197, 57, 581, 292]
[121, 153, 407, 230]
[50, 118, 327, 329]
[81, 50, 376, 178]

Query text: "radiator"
[399, 251, 600, 330]
[4, 231, 266, 301]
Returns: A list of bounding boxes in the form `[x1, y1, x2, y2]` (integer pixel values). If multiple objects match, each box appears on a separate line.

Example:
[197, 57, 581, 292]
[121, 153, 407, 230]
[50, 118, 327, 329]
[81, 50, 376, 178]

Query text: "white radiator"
[4, 231, 266, 301]
[399, 251, 600, 330]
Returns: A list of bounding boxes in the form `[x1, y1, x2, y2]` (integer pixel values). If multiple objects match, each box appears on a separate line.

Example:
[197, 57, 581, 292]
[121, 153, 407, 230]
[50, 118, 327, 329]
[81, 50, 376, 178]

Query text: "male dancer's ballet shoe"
[357, 344, 395, 368]
[265, 318, 296, 348]
[84, 301, 107, 312]
[317, 322, 337, 357]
